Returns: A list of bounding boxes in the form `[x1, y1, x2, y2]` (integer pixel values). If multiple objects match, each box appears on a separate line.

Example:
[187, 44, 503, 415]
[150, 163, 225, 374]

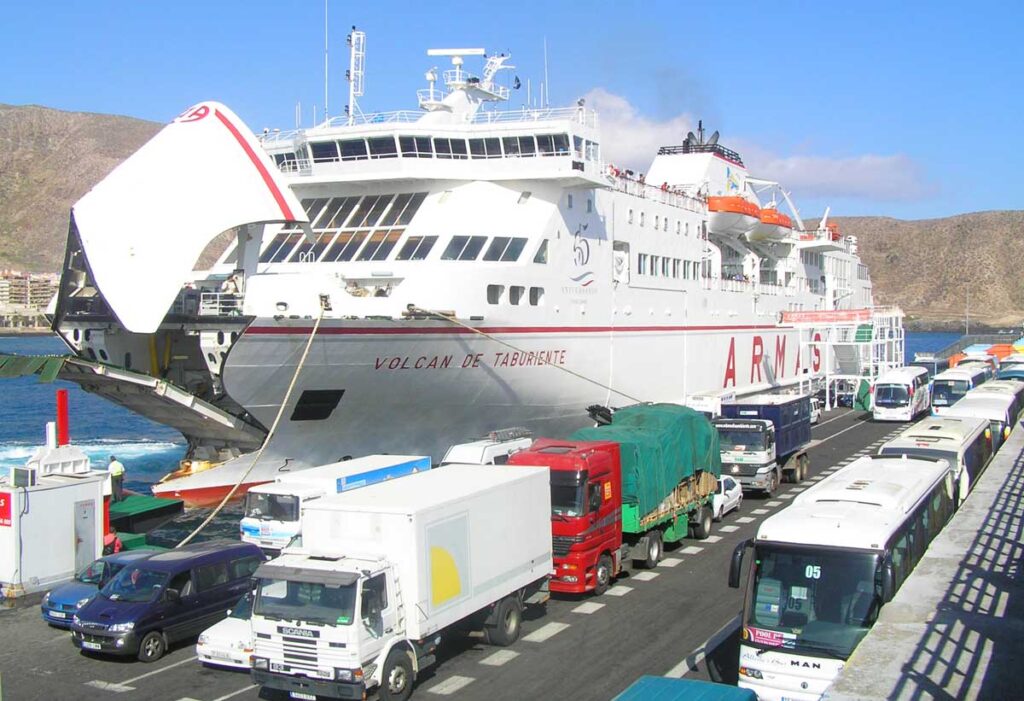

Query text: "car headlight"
[72, 615, 81, 626]
[335, 668, 353, 682]
[197, 634, 209, 645]
[738, 666, 763, 680]
[108, 622, 135, 633]
[76, 597, 91, 609]
[42, 592, 50, 606]
[252, 656, 269, 670]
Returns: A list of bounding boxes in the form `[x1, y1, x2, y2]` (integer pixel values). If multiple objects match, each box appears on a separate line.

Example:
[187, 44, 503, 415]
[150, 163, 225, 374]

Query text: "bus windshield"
[744, 545, 881, 660]
[717, 429, 767, 452]
[874, 384, 910, 407]
[932, 380, 969, 405]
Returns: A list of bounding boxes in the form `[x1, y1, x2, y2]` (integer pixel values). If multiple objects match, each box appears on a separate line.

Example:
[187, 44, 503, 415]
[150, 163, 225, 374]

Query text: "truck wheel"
[643, 531, 663, 569]
[136, 631, 166, 663]
[765, 471, 779, 496]
[594, 554, 613, 595]
[692, 506, 712, 540]
[379, 649, 414, 701]
[484, 596, 521, 646]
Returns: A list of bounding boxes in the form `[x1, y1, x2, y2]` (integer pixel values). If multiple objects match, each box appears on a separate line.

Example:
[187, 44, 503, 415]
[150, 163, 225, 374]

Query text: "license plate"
[289, 693, 316, 701]
[260, 524, 273, 535]
[82, 641, 101, 650]
[50, 611, 67, 619]
[270, 662, 285, 672]
[208, 650, 232, 660]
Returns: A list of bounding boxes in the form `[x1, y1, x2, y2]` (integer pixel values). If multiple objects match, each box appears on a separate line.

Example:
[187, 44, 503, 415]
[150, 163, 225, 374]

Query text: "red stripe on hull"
[245, 324, 783, 336]
[214, 109, 295, 221]
[151, 480, 271, 508]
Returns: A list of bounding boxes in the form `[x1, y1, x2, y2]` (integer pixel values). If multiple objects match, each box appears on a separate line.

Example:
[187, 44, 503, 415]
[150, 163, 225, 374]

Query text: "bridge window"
[399, 136, 433, 158]
[322, 232, 368, 262]
[433, 138, 468, 160]
[395, 235, 438, 261]
[468, 137, 501, 159]
[533, 240, 549, 264]
[357, 229, 404, 261]
[483, 237, 528, 262]
[367, 137, 398, 159]
[310, 141, 340, 163]
[340, 139, 368, 161]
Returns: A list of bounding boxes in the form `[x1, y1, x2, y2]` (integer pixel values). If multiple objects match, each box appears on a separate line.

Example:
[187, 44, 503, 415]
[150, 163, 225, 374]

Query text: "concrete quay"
[826, 424, 1024, 700]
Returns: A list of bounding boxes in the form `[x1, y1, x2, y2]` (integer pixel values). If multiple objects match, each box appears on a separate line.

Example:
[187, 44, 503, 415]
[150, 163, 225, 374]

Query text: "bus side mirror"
[882, 562, 895, 602]
[729, 539, 752, 589]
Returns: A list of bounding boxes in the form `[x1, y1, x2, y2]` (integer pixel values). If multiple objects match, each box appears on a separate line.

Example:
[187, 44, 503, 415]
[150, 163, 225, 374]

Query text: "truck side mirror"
[728, 539, 752, 589]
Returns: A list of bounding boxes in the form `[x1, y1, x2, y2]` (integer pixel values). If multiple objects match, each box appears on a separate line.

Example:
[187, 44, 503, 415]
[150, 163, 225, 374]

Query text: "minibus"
[872, 366, 931, 421]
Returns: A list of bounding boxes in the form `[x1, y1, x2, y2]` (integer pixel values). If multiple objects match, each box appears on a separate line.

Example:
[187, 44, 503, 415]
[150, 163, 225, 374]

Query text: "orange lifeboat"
[750, 207, 793, 242]
[707, 196, 760, 237]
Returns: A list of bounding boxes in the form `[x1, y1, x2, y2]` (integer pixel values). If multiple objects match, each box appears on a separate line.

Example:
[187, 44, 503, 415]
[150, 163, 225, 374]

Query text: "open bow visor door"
[65, 101, 310, 334]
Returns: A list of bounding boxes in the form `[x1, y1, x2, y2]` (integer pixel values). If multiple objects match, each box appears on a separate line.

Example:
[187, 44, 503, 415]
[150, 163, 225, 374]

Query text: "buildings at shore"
[0, 270, 58, 329]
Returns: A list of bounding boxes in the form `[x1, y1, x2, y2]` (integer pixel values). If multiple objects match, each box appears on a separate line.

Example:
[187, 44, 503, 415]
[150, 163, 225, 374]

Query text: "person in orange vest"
[102, 527, 123, 556]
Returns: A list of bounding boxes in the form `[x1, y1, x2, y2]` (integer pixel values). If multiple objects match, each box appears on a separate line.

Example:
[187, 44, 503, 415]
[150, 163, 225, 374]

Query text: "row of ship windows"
[254, 231, 547, 266]
[636, 254, 705, 280]
[486, 284, 545, 306]
[273, 133, 599, 165]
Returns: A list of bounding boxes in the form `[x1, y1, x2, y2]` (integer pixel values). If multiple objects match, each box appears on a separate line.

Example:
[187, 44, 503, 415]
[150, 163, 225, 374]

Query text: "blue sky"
[5, 1, 1022, 220]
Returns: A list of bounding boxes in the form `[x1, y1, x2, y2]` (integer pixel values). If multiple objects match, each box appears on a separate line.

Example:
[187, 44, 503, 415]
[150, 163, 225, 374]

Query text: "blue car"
[41, 550, 156, 628]
[71, 540, 262, 662]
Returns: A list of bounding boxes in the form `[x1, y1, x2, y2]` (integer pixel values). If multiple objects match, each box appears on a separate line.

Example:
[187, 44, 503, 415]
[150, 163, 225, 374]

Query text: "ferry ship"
[48, 36, 893, 505]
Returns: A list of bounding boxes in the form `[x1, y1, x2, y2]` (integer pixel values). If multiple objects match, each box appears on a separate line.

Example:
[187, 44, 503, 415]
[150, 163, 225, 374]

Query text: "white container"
[300, 463, 552, 639]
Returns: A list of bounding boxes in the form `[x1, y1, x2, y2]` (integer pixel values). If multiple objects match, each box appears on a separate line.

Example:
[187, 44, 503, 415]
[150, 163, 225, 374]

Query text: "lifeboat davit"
[750, 207, 793, 241]
[707, 196, 760, 237]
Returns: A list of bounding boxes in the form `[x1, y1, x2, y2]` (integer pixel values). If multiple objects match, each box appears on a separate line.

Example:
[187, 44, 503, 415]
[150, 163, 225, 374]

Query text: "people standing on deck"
[220, 274, 240, 295]
[108, 455, 125, 502]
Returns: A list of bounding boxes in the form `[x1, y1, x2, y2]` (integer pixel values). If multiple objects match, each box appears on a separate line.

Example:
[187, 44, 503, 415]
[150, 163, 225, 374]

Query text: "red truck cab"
[509, 439, 623, 594]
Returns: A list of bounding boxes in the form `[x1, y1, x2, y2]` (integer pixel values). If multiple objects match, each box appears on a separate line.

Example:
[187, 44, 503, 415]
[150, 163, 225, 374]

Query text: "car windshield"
[254, 578, 356, 626]
[933, 380, 969, 405]
[745, 545, 881, 660]
[229, 594, 253, 620]
[244, 492, 301, 522]
[717, 428, 766, 452]
[550, 472, 586, 517]
[100, 566, 170, 603]
[76, 560, 111, 585]
[874, 384, 910, 407]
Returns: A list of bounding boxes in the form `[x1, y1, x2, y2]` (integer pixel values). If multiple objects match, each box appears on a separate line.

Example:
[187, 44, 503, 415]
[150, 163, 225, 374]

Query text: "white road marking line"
[766, 501, 783, 507]
[736, 517, 755, 523]
[779, 493, 795, 500]
[703, 535, 723, 543]
[809, 475, 824, 481]
[86, 681, 134, 693]
[751, 508, 770, 515]
[523, 621, 570, 643]
[605, 585, 633, 597]
[791, 486, 807, 492]
[210, 686, 257, 701]
[719, 525, 739, 533]
[479, 649, 519, 666]
[660, 557, 683, 567]
[666, 614, 741, 678]
[573, 601, 606, 614]
[427, 675, 475, 695]
[632, 571, 660, 581]
[679, 545, 704, 555]
[175, 698, 203, 701]
[120, 656, 198, 685]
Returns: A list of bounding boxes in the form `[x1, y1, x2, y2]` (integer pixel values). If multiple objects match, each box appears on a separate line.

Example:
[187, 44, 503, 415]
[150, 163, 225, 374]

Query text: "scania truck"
[713, 394, 812, 495]
[509, 403, 721, 595]
[249, 464, 551, 701]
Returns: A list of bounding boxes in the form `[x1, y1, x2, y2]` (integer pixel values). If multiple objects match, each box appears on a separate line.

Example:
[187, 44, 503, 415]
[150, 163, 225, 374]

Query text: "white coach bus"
[727, 455, 956, 701]
[872, 366, 931, 422]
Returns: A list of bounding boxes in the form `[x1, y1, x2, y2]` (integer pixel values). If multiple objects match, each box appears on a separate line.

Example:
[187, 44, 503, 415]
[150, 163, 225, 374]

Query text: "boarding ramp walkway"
[825, 421, 1024, 700]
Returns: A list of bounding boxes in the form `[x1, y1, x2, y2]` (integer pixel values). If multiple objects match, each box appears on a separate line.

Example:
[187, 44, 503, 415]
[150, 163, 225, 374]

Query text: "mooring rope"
[177, 300, 327, 547]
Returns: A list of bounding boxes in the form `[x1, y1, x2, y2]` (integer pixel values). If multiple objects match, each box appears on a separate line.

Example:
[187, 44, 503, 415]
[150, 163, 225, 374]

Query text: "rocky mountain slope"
[1, 104, 1021, 326]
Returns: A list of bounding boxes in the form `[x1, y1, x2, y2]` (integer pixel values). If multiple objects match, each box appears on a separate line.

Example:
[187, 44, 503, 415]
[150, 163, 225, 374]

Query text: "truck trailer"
[249, 464, 552, 701]
[509, 403, 721, 595]
[714, 394, 812, 495]
[239, 455, 430, 555]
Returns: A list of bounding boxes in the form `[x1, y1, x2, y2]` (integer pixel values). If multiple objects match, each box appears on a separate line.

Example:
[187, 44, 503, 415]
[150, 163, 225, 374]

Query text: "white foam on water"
[0, 440, 185, 482]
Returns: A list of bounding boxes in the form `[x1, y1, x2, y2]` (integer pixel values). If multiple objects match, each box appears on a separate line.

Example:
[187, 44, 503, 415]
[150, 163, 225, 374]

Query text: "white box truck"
[240, 455, 430, 555]
[250, 464, 552, 701]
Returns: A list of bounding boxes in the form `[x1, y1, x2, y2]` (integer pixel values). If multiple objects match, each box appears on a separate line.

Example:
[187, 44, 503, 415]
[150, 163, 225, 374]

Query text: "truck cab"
[714, 418, 779, 492]
[510, 439, 623, 594]
[250, 554, 412, 701]
[440, 427, 533, 465]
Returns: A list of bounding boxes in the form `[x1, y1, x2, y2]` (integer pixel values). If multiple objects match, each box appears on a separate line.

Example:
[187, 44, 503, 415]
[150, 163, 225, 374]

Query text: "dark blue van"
[71, 540, 262, 662]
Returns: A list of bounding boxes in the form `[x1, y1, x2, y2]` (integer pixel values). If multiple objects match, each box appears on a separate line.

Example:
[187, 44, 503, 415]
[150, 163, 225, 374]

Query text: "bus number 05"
[805, 565, 821, 579]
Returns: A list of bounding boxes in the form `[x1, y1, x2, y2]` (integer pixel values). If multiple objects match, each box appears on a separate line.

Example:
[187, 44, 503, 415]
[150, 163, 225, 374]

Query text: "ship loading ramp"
[781, 306, 905, 409]
[0, 353, 267, 455]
